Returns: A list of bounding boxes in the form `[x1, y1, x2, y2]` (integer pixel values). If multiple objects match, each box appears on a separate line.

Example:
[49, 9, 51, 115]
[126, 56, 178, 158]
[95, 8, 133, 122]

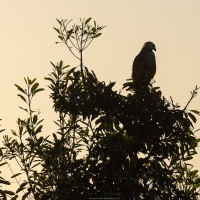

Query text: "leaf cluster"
[54, 18, 105, 60]
[44, 60, 200, 199]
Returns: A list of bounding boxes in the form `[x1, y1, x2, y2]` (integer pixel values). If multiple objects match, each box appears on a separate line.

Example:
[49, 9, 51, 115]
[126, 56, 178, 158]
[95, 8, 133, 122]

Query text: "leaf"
[11, 173, 22, 178]
[17, 94, 26, 103]
[10, 195, 18, 200]
[44, 77, 55, 85]
[22, 190, 31, 200]
[31, 78, 37, 84]
[0, 179, 10, 185]
[69, 27, 74, 34]
[32, 88, 45, 94]
[183, 156, 193, 161]
[59, 60, 63, 67]
[11, 130, 17, 136]
[0, 129, 5, 133]
[85, 17, 92, 25]
[50, 61, 56, 67]
[31, 83, 39, 93]
[63, 65, 70, 70]
[153, 87, 160, 91]
[53, 133, 57, 141]
[108, 81, 116, 88]
[16, 182, 28, 193]
[56, 18, 62, 26]
[33, 115, 38, 124]
[91, 33, 102, 38]
[58, 35, 63, 41]
[31, 162, 41, 169]
[0, 162, 7, 167]
[24, 77, 27, 84]
[36, 119, 44, 126]
[196, 138, 200, 142]
[19, 107, 28, 113]
[14, 84, 26, 94]
[53, 27, 60, 34]
[190, 170, 198, 178]
[190, 110, 200, 115]
[66, 67, 77, 78]
[35, 125, 43, 134]
[4, 190, 15, 195]
[27, 77, 32, 85]
[188, 112, 197, 123]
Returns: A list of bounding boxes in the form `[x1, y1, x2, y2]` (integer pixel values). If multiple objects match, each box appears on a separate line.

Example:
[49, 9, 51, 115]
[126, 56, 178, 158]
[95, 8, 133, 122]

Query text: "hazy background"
[1, 0, 200, 181]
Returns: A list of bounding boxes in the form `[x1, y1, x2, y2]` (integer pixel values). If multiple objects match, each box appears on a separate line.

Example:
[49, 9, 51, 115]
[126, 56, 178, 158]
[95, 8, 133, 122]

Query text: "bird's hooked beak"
[143, 41, 156, 52]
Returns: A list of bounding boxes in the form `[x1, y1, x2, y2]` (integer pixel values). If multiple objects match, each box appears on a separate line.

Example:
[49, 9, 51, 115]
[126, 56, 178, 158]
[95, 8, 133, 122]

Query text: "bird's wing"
[145, 51, 156, 79]
[132, 49, 156, 83]
[132, 51, 146, 81]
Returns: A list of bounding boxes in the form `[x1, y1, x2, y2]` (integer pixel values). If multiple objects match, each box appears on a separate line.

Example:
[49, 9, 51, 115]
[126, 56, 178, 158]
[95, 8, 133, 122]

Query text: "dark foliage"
[45, 61, 200, 199]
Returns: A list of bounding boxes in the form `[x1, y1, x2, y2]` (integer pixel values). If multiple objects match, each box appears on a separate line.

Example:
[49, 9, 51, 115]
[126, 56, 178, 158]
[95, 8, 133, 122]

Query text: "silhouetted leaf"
[35, 125, 43, 134]
[11, 173, 22, 178]
[17, 94, 26, 103]
[53, 27, 60, 34]
[14, 84, 26, 94]
[33, 88, 44, 94]
[16, 182, 28, 194]
[31, 83, 39, 93]
[4, 190, 15, 195]
[190, 110, 200, 115]
[91, 33, 102, 38]
[0, 162, 7, 167]
[22, 190, 31, 200]
[188, 112, 197, 123]
[0, 179, 10, 185]
[85, 17, 92, 25]
[56, 18, 62, 26]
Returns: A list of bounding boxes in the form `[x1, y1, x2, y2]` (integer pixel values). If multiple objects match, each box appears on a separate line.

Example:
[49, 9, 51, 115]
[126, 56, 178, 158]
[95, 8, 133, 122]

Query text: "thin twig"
[183, 87, 199, 111]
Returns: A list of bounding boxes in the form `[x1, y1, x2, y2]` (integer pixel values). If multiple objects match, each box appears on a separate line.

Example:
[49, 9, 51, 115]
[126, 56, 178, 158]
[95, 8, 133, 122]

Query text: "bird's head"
[143, 41, 156, 51]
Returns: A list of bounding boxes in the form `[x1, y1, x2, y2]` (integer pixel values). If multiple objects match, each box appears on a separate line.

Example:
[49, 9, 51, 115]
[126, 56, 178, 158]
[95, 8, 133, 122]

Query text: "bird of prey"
[132, 41, 156, 87]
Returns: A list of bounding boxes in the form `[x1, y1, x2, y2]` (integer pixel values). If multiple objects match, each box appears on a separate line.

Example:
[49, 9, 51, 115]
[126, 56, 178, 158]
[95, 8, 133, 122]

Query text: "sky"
[1, 0, 200, 184]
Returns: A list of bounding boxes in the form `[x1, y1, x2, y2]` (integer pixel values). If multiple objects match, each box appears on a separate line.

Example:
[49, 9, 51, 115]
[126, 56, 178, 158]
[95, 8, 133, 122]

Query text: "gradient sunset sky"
[1, 1, 200, 177]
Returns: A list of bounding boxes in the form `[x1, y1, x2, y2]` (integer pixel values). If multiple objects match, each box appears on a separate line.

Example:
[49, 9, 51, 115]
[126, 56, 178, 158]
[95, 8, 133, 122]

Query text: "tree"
[1, 18, 200, 199]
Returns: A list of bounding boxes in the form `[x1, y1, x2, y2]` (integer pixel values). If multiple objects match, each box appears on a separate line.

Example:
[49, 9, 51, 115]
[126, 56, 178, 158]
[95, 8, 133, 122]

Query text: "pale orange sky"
[1, 1, 200, 178]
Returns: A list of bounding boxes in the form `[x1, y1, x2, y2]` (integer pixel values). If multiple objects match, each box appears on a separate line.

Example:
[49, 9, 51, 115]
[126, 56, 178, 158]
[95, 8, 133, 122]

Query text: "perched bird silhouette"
[132, 41, 156, 87]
